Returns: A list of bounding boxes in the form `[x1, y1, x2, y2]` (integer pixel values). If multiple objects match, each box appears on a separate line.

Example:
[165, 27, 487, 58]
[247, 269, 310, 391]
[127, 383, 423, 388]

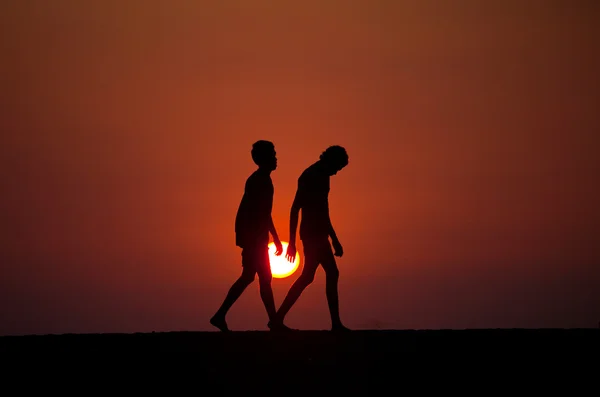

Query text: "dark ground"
[2, 328, 597, 354]
[1, 329, 597, 393]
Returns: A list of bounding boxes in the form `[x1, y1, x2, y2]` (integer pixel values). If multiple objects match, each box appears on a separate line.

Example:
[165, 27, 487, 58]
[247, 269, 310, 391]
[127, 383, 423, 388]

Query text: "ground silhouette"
[1, 329, 596, 392]
[2, 328, 597, 354]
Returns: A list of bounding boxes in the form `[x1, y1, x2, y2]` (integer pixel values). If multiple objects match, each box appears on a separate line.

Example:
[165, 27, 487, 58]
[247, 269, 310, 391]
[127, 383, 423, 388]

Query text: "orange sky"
[1, 0, 599, 335]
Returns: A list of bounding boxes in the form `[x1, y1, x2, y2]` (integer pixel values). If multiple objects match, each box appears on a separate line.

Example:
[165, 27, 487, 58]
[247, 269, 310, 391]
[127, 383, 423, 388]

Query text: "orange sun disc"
[268, 241, 300, 278]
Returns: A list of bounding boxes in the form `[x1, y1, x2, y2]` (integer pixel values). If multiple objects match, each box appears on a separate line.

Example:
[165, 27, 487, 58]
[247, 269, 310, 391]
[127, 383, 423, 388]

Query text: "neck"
[315, 160, 329, 172]
[257, 167, 272, 175]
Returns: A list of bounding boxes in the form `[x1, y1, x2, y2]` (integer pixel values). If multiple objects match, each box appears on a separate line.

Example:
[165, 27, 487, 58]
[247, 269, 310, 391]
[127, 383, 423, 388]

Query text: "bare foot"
[331, 324, 351, 332]
[268, 320, 296, 332]
[210, 315, 230, 332]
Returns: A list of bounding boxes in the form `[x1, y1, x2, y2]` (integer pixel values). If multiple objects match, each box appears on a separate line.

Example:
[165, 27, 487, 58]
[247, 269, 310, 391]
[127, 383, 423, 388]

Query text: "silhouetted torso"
[298, 162, 330, 241]
[235, 169, 273, 248]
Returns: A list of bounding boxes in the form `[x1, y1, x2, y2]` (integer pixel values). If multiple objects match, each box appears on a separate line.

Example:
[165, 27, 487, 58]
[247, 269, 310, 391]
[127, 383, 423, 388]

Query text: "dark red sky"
[1, 0, 599, 335]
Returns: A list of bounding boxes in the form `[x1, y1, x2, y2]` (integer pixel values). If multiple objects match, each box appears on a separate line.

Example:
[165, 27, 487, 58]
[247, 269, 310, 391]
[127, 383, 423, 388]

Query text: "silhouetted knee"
[258, 273, 272, 288]
[325, 267, 339, 281]
[239, 273, 255, 286]
[298, 272, 315, 286]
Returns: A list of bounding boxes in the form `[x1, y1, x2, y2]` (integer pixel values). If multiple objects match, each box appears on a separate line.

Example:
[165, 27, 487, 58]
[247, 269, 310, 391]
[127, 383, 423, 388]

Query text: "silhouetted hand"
[332, 239, 343, 257]
[285, 242, 297, 262]
[274, 239, 283, 256]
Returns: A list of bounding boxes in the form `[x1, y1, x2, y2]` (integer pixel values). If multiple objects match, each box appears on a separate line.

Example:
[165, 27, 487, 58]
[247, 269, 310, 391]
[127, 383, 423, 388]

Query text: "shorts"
[241, 245, 271, 275]
[302, 237, 336, 267]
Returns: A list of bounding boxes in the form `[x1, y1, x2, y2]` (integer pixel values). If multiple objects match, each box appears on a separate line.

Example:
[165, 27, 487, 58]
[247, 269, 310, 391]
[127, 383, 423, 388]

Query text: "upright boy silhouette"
[210, 140, 290, 332]
[269, 145, 351, 332]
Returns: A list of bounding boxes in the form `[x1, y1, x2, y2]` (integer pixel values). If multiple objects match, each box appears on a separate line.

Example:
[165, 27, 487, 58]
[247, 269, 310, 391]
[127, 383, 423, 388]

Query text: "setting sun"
[268, 241, 300, 278]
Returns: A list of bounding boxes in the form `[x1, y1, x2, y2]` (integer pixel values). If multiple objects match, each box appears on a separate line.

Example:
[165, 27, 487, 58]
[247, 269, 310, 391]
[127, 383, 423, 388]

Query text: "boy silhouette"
[210, 140, 290, 332]
[269, 145, 351, 332]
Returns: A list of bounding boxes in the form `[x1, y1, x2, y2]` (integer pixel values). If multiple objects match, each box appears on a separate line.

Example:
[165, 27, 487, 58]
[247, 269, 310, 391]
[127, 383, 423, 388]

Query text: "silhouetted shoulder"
[298, 163, 328, 191]
[245, 170, 273, 193]
[298, 163, 321, 183]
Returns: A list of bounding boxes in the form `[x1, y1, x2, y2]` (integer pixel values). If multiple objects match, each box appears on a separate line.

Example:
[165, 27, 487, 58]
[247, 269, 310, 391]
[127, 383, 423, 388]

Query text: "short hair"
[320, 145, 348, 168]
[251, 140, 275, 165]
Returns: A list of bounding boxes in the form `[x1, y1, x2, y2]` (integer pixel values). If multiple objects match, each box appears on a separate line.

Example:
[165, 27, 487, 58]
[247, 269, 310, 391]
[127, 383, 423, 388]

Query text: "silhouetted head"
[319, 145, 348, 176]
[251, 140, 277, 171]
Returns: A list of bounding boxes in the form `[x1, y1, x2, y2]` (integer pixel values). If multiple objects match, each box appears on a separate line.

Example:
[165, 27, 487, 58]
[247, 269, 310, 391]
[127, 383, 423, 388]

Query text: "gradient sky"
[1, 0, 599, 336]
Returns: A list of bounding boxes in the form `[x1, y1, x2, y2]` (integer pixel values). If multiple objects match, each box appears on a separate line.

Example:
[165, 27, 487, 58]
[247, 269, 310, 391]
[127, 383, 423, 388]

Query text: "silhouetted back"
[235, 169, 274, 248]
[296, 162, 331, 242]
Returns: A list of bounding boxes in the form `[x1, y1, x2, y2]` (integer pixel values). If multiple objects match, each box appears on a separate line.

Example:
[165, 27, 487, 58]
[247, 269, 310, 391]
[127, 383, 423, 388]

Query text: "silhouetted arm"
[285, 187, 304, 262]
[327, 200, 343, 257]
[269, 217, 279, 240]
[328, 219, 338, 243]
[288, 192, 301, 247]
[269, 216, 283, 255]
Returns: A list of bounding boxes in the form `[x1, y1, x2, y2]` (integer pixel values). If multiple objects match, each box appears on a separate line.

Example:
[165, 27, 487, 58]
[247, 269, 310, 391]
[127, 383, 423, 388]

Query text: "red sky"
[1, 0, 599, 335]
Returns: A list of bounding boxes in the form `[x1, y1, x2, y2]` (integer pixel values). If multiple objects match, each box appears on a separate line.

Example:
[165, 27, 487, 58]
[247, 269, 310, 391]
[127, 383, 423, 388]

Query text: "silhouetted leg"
[211, 267, 256, 331]
[272, 253, 319, 326]
[322, 252, 349, 331]
[257, 269, 277, 321]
